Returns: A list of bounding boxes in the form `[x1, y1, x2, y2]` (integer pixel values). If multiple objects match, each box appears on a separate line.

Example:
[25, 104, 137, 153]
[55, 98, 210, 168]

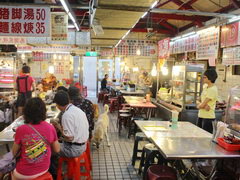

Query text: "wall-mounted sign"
[0, 6, 50, 37]
[0, 36, 26, 44]
[158, 38, 170, 59]
[222, 46, 240, 65]
[85, 51, 98, 56]
[51, 12, 68, 41]
[221, 22, 240, 48]
[196, 26, 220, 59]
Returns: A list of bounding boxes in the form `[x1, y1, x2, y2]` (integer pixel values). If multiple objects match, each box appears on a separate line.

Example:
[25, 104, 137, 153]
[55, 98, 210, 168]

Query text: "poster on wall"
[196, 26, 220, 59]
[51, 12, 68, 41]
[222, 46, 240, 65]
[158, 38, 170, 59]
[0, 6, 50, 37]
[221, 22, 240, 48]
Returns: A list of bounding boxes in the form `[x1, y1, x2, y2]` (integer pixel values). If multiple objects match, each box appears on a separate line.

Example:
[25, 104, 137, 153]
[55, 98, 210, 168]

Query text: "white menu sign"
[0, 6, 50, 37]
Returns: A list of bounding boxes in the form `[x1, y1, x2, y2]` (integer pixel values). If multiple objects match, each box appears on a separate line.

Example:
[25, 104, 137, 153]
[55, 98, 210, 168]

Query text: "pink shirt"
[14, 121, 58, 176]
[17, 75, 35, 93]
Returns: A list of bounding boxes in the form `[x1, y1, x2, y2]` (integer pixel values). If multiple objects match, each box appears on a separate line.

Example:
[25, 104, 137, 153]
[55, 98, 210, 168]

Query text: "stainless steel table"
[135, 120, 240, 179]
[120, 90, 146, 96]
[135, 121, 240, 159]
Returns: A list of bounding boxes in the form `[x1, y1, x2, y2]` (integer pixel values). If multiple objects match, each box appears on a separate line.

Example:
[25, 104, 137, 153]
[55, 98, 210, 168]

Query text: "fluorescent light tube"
[151, 1, 158, 8]
[141, 12, 148, 18]
[60, 0, 69, 13]
[228, 16, 240, 23]
[68, 12, 76, 23]
[74, 22, 80, 31]
[182, 32, 196, 38]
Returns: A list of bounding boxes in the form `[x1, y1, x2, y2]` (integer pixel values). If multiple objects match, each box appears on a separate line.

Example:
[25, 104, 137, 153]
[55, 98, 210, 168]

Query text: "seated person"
[49, 91, 89, 178]
[68, 86, 94, 139]
[101, 74, 109, 92]
[11, 98, 60, 179]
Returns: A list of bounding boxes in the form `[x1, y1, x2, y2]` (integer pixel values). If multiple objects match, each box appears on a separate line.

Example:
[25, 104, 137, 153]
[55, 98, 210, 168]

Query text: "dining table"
[123, 96, 157, 119]
[134, 120, 240, 179]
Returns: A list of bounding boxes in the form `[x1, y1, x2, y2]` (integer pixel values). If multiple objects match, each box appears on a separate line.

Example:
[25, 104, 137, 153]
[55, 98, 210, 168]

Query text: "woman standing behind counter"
[197, 69, 218, 133]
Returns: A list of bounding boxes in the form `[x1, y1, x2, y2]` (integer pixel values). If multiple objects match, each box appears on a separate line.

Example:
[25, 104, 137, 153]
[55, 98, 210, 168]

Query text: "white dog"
[92, 104, 110, 148]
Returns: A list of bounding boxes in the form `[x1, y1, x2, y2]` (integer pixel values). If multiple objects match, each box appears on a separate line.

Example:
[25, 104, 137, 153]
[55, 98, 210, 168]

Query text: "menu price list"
[222, 46, 240, 65]
[196, 27, 220, 59]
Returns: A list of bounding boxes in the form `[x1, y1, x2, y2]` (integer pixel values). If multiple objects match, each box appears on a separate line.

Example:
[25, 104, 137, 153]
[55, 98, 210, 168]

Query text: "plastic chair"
[57, 152, 91, 180]
[32, 172, 53, 180]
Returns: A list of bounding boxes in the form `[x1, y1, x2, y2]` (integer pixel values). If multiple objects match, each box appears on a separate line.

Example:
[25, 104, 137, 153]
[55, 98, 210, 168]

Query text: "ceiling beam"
[97, 4, 147, 12]
[155, 0, 171, 8]
[91, 38, 120, 40]
[158, 20, 178, 33]
[151, 8, 236, 18]
[132, 28, 174, 35]
[230, 0, 240, 8]
[148, 13, 209, 21]
[171, 0, 197, 10]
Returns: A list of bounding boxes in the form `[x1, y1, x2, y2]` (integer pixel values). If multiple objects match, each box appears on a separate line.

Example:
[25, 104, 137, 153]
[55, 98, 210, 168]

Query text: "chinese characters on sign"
[0, 36, 26, 44]
[158, 38, 170, 59]
[222, 47, 240, 65]
[0, 6, 50, 37]
[51, 12, 68, 41]
[196, 26, 220, 59]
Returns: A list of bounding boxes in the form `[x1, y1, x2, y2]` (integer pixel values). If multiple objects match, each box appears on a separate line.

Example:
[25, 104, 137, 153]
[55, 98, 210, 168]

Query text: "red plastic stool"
[57, 156, 80, 180]
[86, 141, 92, 170]
[147, 165, 177, 180]
[79, 151, 91, 180]
[32, 172, 53, 180]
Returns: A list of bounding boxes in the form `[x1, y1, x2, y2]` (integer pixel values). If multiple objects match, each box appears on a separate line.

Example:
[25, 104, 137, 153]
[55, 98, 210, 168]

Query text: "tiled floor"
[90, 103, 141, 180]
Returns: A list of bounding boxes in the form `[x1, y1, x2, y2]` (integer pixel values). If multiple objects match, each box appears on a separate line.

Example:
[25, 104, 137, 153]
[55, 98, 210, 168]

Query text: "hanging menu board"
[114, 40, 157, 56]
[221, 22, 240, 48]
[222, 46, 240, 65]
[158, 38, 170, 59]
[196, 26, 220, 59]
[51, 12, 68, 41]
[0, 6, 50, 37]
[170, 34, 198, 54]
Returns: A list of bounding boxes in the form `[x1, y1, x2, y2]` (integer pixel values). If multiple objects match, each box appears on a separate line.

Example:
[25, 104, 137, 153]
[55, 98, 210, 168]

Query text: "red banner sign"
[0, 6, 50, 37]
[221, 22, 240, 48]
[158, 38, 170, 59]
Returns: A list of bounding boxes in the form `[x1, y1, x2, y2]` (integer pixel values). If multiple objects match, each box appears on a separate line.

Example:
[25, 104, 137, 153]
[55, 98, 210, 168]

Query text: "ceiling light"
[182, 31, 196, 38]
[141, 12, 148, 18]
[115, 40, 122, 47]
[171, 36, 181, 41]
[68, 12, 76, 23]
[49, 66, 55, 74]
[151, 63, 157, 76]
[136, 48, 141, 55]
[151, 1, 158, 9]
[74, 22, 80, 31]
[59, 0, 69, 13]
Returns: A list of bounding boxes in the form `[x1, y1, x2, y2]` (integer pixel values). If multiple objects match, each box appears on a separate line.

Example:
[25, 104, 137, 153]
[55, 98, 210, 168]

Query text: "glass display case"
[225, 86, 240, 136]
[171, 64, 204, 109]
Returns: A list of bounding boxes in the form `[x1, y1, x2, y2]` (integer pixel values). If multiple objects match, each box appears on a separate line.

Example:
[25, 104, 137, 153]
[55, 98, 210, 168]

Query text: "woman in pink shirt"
[12, 98, 60, 179]
[15, 65, 35, 117]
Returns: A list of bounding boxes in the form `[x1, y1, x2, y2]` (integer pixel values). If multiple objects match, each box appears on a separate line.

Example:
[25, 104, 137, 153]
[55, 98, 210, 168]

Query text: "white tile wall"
[215, 64, 240, 101]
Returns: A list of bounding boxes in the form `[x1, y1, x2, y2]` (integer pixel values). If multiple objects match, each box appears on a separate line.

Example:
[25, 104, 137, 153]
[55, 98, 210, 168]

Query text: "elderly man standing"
[49, 91, 89, 178]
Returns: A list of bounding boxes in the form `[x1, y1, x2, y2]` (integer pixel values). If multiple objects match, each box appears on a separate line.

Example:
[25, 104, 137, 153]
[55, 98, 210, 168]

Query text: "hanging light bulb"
[53, 54, 57, 60]
[133, 67, 139, 72]
[136, 48, 141, 55]
[58, 55, 62, 60]
[151, 63, 157, 76]
[161, 66, 168, 76]
[48, 65, 54, 74]
[21, 53, 25, 59]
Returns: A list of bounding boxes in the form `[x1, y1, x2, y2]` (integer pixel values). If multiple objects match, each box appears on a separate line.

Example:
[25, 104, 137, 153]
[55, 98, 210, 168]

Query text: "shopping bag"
[0, 151, 16, 174]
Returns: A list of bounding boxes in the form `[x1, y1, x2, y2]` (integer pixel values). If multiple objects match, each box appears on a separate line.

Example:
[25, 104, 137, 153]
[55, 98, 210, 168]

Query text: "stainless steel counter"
[135, 120, 240, 160]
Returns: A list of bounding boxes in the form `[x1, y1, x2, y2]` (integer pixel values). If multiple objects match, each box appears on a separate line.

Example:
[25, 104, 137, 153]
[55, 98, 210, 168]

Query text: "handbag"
[0, 151, 19, 174]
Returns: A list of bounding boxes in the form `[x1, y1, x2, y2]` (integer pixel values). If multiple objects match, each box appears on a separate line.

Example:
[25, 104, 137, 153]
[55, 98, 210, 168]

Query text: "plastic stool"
[57, 156, 80, 180]
[79, 151, 91, 179]
[147, 165, 177, 180]
[138, 143, 158, 177]
[118, 113, 132, 135]
[86, 141, 92, 170]
[57, 152, 91, 180]
[32, 172, 53, 180]
[131, 132, 149, 166]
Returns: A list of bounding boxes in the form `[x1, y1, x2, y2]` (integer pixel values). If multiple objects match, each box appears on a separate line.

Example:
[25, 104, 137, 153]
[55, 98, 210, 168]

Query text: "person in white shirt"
[49, 91, 89, 178]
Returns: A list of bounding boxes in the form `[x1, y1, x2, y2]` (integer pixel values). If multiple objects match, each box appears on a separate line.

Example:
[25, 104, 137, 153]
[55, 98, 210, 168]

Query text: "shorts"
[16, 92, 32, 107]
